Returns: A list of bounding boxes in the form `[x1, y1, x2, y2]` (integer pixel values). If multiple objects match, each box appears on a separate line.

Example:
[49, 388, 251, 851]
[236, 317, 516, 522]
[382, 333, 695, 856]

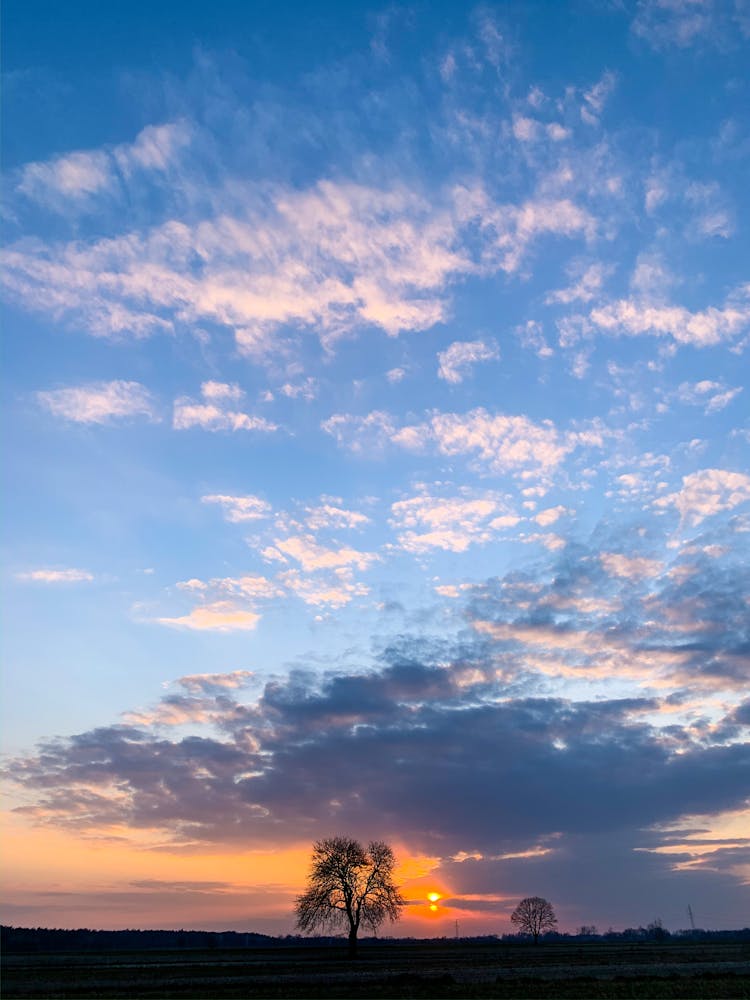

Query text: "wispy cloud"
[631, 0, 748, 50]
[437, 338, 500, 383]
[201, 494, 272, 523]
[676, 379, 743, 413]
[2, 174, 598, 355]
[16, 121, 192, 212]
[16, 568, 94, 583]
[37, 380, 157, 424]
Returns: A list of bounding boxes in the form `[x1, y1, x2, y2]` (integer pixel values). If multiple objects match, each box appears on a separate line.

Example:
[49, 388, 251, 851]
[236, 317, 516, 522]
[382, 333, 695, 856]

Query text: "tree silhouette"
[510, 896, 557, 943]
[295, 836, 405, 957]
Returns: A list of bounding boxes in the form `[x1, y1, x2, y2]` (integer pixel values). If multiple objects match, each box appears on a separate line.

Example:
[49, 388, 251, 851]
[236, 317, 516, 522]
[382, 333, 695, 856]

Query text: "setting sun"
[427, 891, 441, 912]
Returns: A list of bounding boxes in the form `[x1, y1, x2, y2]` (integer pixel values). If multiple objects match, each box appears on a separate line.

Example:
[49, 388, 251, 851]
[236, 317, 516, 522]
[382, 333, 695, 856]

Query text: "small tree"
[510, 896, 557, 943]
[295, 836, 405, 957]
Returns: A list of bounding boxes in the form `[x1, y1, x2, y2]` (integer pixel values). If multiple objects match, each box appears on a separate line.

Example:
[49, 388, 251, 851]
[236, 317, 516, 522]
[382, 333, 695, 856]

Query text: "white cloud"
[437, 338, 500, 383]
[590, 287, 750, 347]
[113, 121, 192, 175]
[36, 380, 157, 424]
[3, 170, 598, 351]
[324, 407, 606, 480]
[278, 569, 369, 608]
[424, 409, 572, 477]
[176, 574, 283, 601]
[200, 381, 245, 402]
[16, 121, 191, 210]
[321, 411, 397, 454]
[279, 378, 318, 401]
[201, 494, 272, 523]
[654, 469, 750, 526]
[304, 503, 370, 531]
[386, 367, 406, 383]
[173, 383, 278, 433]
[271, 535, 378, 573]
[390, 491, 519, 553]
[157, 602, 261, 632]
[534, 505, 572, 527]
[17, 568, 94, 583]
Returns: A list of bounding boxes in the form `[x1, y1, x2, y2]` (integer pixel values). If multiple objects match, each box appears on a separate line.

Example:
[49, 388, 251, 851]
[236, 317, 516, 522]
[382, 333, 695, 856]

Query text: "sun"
[427, 891, 441, 912]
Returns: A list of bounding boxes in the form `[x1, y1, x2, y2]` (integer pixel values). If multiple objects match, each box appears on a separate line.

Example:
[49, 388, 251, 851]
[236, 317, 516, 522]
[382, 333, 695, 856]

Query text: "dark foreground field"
[3, 939, 750, 999]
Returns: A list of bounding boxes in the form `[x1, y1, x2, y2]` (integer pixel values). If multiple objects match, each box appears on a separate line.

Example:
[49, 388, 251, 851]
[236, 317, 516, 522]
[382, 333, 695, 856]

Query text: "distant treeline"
[2, 924, 749, 953]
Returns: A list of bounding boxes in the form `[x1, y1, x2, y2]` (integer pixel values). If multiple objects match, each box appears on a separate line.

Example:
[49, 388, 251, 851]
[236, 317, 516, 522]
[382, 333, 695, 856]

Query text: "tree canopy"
[510, 896, 557, 942]
[295, 836, 405, 956]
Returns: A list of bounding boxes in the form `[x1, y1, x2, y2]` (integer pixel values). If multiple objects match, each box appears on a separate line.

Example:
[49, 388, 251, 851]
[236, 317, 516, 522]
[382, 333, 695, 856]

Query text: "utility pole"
[455, 919, 459, 940]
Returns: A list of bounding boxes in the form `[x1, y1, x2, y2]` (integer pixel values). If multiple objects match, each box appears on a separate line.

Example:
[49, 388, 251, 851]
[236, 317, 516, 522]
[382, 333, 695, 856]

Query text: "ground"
[3, 939, 750, 998]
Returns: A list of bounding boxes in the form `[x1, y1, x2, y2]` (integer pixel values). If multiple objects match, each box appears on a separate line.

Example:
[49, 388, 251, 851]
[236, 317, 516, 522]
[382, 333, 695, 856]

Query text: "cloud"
[18, 150, 113, 202]
[631, 0, 748, 50]
[156, 602, 261, 632]
[324, 407, 608, 481]
[600, 553, 663, 580]
[201, 494, 272, 523]
[320, 411, 397, 455]
[16, 122, 192, 210]
[580, 71, 616, 125]
[654, 469, 750, 526]
[2, 170, 597, 352]
[6, 646, 749, 856]
[390, 490, 519, 553]
[676, 380, 743, 414]
[268, 535, 378, 573]
[534, 506, 572, 528]
[279, 378, 318, 401]
[175, 671, 255, 694]
[437, 338, 500, 383]
[516, 320, 554, 358]
[36, 380, 157, 424]
[5, 513, 749, 931]
[589, 286, 750, 347]
[304, 503, 370, 531]
[278, 569, 369, 608]
[173, 383, 278, 433]
[545, 263, 608, 305]
[420, 410, 575, 477]
[16, 568, 94, 583]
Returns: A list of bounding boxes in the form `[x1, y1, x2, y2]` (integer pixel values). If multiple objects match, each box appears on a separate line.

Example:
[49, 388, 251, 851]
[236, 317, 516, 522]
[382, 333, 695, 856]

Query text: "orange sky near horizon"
[0, 812, 513, 937]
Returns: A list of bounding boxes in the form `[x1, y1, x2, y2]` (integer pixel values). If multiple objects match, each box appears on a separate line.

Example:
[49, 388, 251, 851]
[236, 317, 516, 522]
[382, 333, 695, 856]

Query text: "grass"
[3, 938, 750, 998]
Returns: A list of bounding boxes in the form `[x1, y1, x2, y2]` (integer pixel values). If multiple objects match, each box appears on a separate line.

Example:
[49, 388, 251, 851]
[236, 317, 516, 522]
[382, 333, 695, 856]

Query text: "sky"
[1, 0, 749, 938]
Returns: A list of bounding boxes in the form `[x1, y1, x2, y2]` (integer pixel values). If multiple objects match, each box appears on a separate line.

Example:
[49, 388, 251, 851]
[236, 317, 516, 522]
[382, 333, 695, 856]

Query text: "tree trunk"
[348, 926, 358, 958]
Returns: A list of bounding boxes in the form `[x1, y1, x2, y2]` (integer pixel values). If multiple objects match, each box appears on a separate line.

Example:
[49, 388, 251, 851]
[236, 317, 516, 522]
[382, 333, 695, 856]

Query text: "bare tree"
[295, 836, 405, 957]
[510, 896, 557, 943]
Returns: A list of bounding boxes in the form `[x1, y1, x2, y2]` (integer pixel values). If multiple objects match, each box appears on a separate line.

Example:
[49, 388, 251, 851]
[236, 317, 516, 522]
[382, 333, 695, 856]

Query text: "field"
[3, 939, 750, 999]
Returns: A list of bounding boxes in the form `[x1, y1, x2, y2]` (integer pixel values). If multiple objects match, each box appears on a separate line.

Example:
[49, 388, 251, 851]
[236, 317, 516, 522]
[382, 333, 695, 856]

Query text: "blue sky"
[2, 0, 749, 935]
